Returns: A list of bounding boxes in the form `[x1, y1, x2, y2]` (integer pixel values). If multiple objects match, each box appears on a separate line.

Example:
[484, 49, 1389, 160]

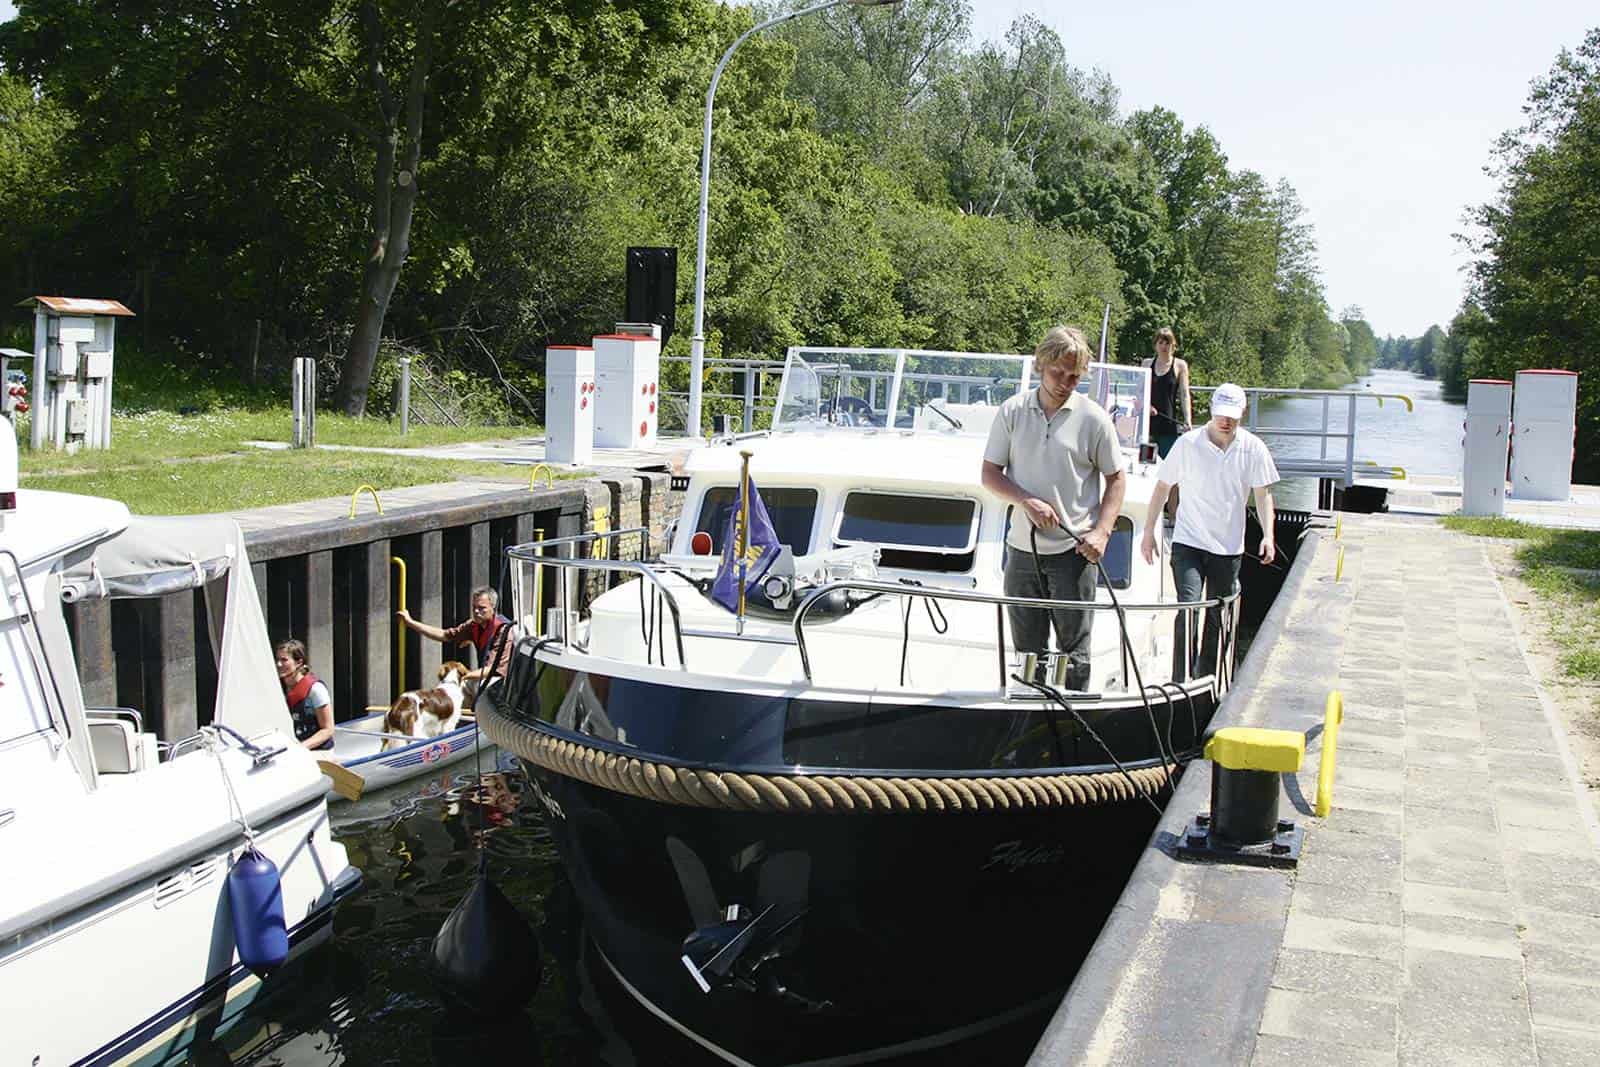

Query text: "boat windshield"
[773, 348, 1032, 435]
[1077, 363, 1152, 450]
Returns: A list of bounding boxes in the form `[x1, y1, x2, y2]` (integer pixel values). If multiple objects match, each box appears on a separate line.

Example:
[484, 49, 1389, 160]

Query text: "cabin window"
[696, 487, 819, 554]
[834, 492, 977, 572]
[1098, 515, 1136, 590]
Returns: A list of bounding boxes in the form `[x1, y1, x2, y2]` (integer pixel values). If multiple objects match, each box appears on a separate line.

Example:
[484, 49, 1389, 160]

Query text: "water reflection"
[188, 750, 1049, 1066]
[186, 751, 639, 1067]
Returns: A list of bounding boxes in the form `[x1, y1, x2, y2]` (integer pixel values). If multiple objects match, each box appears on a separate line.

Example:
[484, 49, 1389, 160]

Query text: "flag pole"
[737, 449, 753, 635]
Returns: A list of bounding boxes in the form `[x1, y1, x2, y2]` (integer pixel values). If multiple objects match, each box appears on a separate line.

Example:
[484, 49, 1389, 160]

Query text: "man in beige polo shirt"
[981, 325, 1126, 688]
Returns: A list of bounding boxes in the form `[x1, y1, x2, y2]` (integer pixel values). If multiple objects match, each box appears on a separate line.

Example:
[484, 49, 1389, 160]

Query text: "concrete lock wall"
[61, 474, 678, 740]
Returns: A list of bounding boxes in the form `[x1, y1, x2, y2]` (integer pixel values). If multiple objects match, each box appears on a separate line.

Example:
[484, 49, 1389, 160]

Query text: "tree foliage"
[1464, 25, 1600, 480]
[0, 0, 1377, 421]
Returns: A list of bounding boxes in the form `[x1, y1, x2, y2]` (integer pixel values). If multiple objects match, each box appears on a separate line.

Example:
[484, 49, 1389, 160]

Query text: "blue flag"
[710, 478, 782, 613]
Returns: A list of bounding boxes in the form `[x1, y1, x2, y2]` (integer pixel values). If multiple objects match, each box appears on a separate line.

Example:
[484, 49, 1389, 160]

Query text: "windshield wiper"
[928, 401, 963, 430]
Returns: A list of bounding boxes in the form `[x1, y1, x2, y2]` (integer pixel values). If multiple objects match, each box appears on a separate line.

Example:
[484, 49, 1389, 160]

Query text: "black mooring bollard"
[1177, 726, 1307, 867]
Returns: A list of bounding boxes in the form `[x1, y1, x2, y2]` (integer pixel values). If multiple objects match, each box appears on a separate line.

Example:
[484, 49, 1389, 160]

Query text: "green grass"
[1441, 515, 1600, 681]
[16, 407, 540, 477]
[22, 451, 533, 515]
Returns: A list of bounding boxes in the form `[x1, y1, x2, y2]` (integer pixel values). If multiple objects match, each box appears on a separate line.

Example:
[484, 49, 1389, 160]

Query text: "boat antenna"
[1097, 301, 1111, 362]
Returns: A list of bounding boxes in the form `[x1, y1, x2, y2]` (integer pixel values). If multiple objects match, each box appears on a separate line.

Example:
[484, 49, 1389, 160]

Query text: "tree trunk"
[336, 2, 436, 416]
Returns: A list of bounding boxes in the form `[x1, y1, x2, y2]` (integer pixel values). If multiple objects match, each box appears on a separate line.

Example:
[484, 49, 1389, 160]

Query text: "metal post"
[1344, 395, 1358, 487]
[398, 356, 411, 435]
[291, 356, 317, 448]
[742, 363, 756, 433]
[1320, 395, 1330, 461]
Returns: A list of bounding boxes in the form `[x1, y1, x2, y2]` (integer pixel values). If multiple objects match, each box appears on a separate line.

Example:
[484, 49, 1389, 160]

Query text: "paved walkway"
[1258, 515, 1600, 1066]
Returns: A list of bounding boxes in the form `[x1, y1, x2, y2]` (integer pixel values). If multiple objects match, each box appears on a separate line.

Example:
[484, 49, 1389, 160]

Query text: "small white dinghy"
[321, 712, 480, 801]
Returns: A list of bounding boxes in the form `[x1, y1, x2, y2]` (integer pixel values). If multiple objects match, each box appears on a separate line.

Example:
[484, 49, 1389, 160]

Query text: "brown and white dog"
[381, 661, 468, 750]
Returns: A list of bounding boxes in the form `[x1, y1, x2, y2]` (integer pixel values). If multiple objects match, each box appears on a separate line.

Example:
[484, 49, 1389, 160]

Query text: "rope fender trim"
[482, 708, 1176, 815]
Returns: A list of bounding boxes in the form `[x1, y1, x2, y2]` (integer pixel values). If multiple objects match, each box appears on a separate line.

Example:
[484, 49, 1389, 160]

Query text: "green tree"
[1467, 26, 1600, 478]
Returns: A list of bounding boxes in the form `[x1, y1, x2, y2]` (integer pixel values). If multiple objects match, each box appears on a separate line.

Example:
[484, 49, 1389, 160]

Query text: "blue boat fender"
[227, 846, 289, 973]
[432, 866, 542, 1014]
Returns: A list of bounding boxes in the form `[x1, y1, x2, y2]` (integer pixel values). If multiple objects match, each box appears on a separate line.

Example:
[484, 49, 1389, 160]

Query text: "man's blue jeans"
[1170, 542, 1240, 683]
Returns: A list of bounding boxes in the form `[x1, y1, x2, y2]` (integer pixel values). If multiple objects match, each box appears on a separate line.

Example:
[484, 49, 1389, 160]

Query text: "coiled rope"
[481, 706, 1175, 815]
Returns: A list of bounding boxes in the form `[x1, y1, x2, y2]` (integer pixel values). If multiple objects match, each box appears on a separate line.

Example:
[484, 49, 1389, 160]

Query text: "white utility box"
[1510, 369, 1579, 501]
[545, 345, 595, 465]
[20, 296, 135, 453]
[593, 329, 660, 449]
[1462, 379, 1513, 516]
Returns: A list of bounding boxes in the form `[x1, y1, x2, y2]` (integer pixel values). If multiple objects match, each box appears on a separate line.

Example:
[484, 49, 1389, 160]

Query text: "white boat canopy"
[56, 514, 290, 739]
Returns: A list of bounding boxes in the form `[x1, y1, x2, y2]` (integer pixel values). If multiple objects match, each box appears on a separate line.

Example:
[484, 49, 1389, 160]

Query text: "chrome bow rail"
[506, 532, 1241, 695]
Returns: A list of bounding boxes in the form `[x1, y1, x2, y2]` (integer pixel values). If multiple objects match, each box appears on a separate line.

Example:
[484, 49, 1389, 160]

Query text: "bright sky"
[970, 1, 1597, 339]
[2, 1, 1591, 338]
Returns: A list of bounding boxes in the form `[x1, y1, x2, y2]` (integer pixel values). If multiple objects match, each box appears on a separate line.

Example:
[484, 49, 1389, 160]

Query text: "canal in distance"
[188, 368, 1461, 1066]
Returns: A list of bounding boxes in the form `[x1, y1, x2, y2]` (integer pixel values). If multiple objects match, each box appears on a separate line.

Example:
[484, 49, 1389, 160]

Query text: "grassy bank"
[22, 450, 531, 515]
[1442, 516, 1600, 681]
[12, 364, 548, 513]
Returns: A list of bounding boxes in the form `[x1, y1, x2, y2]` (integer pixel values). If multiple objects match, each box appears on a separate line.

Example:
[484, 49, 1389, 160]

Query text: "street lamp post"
[686, 0, 900, 440]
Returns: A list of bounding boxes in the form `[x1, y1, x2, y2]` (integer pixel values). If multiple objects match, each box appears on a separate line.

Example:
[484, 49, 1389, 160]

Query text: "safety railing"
[504, 533, 1241, 696]
[790, 579, 1239, 687]
[1191, 384, 1414, 488]
[661, 356, 787, 434]
[0, 548, 71, 750]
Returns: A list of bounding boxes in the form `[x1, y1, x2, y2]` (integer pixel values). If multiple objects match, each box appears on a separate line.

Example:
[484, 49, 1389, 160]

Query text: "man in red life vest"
[397, 585, 517, 695]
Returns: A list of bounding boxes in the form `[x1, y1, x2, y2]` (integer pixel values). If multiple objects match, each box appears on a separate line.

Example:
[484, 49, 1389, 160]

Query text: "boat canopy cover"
[56, 514, 290, 738]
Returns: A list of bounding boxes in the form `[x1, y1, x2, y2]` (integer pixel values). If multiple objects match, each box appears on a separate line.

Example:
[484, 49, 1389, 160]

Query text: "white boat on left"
[0, 427, 361, 1066]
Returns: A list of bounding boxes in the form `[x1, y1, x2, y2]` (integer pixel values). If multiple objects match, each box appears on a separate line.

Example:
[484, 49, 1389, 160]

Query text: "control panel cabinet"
[1462, 379, 1512, 516]
[1510, 369, 1579, 501]
[593, 333, 660, 449]
[545, 346, 595, 466]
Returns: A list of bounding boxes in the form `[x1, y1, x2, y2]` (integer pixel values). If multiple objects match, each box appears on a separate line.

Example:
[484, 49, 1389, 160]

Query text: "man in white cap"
[1139, 382, 1278, 681]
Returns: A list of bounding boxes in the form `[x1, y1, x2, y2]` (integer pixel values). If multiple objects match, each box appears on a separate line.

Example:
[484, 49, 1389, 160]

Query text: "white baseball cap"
[1212, 382, 1247, 419]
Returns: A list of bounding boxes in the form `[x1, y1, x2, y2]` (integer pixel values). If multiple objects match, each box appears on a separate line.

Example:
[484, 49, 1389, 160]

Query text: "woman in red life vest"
[276, 639, 334, 750]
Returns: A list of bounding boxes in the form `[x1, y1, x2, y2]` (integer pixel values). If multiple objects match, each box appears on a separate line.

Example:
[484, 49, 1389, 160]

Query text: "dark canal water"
[187, 368, 1461, 1066]
[189, 749, 1041, 1066]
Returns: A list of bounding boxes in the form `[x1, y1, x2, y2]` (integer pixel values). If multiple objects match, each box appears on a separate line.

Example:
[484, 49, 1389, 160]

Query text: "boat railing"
[0, 548, 72, 750]
[506, 534, 1241, 695]
[790, 579, 1240, 688]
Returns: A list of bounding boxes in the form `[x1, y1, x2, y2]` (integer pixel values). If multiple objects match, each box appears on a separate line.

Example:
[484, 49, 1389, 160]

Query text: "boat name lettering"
[981, 840, 1066, 873]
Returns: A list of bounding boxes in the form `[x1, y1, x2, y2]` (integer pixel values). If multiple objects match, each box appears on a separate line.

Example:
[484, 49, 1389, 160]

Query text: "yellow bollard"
[349, 484, 383, 518]
[391, 556, 407, 692]
[591, 505, 610, 561]
[1335, 514, 1343, 541]
[1335, 544, 1346, 582]
[1315, 692, 1343, 817]
[528, 463, 555, 490]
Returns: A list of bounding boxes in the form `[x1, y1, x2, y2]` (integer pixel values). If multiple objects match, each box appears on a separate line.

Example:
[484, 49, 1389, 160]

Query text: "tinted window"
[837, 493, 975, 551]
[696, 487, 818, 554]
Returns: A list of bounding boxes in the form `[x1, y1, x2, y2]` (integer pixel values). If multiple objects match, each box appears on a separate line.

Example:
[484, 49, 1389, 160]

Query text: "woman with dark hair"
[1143, 327, 1192, 458]
[276, 638, 334, 750]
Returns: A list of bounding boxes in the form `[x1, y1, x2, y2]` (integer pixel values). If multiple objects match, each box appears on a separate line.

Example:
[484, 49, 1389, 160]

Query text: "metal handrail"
[790, 579, 1239, 685]
[504, 536, 1239, 691]
[507, 529, 686, 668]
[0, 548, 71, 748]
[1190, 384, 1413, 487]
